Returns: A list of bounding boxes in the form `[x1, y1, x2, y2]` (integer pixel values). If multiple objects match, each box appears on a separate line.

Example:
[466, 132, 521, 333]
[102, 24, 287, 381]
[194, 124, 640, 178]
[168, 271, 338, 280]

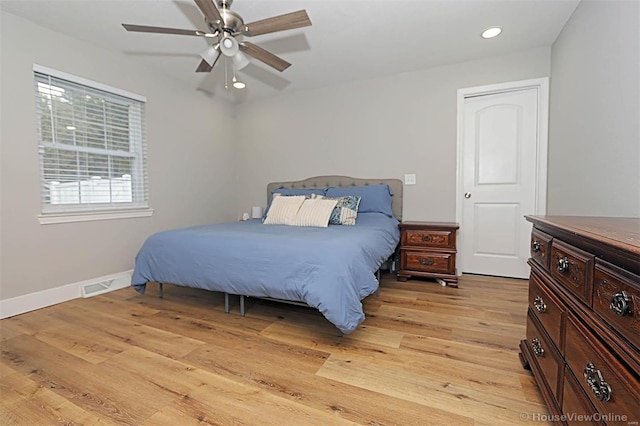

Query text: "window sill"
[38, 208, 154, 225]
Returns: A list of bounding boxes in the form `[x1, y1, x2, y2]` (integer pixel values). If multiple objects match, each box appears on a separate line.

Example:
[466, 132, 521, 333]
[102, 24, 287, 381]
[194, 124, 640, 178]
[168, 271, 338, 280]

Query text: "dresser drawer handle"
[532, 241, 541, 253]
[531, 337, 544, 357]
[533, 296, 547, 313]
[557, 256, 570, 273]
[418, 257, 435, 266]
[422, 235, 433, 242]
[610, 291, 631, 317]
[584, 362, 612, 402]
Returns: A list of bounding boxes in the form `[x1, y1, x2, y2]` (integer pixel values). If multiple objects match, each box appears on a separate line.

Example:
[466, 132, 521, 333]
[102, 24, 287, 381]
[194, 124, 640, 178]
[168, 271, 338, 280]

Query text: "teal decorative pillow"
[312, 194, 361, 225]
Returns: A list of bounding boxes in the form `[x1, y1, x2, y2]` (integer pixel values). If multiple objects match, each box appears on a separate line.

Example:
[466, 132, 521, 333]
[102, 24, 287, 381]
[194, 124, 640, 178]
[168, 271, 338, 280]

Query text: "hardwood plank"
[46, 303, 207, 359]
[316, 353, 547, 425]
[400, 334, 527, 374]
[1, 335, 169, 424]
[30, 324, 127, 364]
[1, 372, 98, 425]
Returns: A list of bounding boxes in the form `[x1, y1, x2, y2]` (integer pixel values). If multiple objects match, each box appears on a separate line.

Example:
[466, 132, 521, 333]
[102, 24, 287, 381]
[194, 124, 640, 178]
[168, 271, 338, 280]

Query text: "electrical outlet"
[404, 174, 417, 185]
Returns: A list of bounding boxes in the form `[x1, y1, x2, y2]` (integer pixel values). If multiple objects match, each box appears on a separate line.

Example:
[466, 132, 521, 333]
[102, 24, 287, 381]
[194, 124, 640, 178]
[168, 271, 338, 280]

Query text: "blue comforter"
[131, 213, 400, 334]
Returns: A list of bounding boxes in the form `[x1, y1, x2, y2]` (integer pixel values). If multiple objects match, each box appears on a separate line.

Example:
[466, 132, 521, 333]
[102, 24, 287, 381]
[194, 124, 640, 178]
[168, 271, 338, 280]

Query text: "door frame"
[455, 77, 549, 276]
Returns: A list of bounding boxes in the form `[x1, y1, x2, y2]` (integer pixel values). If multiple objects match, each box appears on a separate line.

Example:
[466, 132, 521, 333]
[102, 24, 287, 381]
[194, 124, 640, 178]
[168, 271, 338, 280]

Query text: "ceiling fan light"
[220, 35, 239, 57]
[481, 26, 502, 39]
[233, 52, 250, 70]
[200, 44, 219, 66]
[232, 76, 246, 89]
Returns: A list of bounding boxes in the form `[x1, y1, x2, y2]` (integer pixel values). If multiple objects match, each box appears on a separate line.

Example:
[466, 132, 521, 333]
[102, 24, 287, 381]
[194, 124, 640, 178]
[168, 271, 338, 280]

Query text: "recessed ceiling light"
[481, 27, 502, 39]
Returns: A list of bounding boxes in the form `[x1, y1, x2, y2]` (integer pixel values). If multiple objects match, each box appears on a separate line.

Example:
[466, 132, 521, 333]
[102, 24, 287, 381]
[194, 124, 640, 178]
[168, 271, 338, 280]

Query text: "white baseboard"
[0, 270, 132, 319]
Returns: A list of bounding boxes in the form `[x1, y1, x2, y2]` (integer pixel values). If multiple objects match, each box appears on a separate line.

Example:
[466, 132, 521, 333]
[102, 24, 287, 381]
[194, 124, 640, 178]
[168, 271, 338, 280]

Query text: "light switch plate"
[404, 174, 417, 185]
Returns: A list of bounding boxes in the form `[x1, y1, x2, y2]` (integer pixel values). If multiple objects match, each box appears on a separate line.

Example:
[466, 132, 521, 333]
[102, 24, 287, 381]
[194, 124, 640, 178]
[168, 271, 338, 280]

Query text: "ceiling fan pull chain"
[224, 56, 228, 90]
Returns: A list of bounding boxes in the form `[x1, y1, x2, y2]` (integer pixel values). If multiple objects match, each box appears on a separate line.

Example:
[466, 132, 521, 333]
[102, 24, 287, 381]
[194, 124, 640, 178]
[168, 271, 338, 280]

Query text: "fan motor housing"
[207, 3, 244, 34]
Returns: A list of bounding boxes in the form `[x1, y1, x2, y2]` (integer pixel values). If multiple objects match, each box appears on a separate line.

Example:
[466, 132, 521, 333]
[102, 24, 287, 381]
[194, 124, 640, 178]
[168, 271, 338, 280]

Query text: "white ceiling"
[1, 0, 580, 103]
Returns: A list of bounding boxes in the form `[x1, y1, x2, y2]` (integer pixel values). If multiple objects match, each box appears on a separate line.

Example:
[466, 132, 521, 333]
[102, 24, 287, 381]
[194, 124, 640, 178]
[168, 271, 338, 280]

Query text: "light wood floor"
[1, 273, 550, 425]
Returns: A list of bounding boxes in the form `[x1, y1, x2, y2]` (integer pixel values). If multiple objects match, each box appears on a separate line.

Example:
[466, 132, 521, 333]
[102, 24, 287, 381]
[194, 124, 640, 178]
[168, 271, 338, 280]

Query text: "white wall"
[547, 0, 640, 216]
[234, 47, 551, 221]
[0, 12, 237, 300]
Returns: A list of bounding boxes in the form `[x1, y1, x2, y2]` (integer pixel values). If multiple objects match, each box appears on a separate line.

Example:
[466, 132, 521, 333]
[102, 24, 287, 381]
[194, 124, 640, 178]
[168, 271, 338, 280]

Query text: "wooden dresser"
[397, 222, 459, 287]
[520, 216, 639, 425]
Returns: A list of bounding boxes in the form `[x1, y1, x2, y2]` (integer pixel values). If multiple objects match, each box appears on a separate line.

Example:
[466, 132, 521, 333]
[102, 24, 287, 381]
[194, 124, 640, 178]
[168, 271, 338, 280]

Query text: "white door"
[459, 85, 546, 279]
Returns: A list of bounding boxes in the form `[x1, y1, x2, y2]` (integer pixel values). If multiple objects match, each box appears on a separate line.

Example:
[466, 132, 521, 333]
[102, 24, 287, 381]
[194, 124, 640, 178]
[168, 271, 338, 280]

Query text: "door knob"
[464, 192, 471, 199]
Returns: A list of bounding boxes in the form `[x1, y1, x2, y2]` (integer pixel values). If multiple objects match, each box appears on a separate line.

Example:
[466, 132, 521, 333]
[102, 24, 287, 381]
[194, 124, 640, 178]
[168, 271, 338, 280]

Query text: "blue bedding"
[131, 213, 400, 334]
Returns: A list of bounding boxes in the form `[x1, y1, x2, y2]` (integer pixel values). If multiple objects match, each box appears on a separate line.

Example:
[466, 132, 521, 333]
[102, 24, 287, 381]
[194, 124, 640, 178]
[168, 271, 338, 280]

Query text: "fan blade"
[240, 42, 291, 72]
[196, 53, 220, 72]
[243, 10, 311, 37]
[194, 0, 223, 26]
[196, 59, 213, 72]
[122, 24, 208, 37]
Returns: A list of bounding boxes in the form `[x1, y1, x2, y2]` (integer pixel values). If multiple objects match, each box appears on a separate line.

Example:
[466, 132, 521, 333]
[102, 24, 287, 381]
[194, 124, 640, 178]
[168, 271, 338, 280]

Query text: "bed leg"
[376, 269, 381, 282]
[240, 295, 245, 316]
[375, 288, 380, 297]
[158, 282, 164, 299]
[336, 329, 344, 338]
[224, 293, 230, 313]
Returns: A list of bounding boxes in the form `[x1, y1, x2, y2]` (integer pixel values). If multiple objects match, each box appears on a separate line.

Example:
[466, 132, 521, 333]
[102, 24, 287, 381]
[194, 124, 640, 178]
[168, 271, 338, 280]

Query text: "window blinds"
[33, 68, 148, 214]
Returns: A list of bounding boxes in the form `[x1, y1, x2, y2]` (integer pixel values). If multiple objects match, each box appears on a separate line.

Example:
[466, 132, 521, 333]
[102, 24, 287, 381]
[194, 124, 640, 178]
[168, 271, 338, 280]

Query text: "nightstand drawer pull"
[534, 296, 547, 313]
[584, 362, 612, 402]
[422, 235, 433, 242]
[532, 241, 541, 252]
[610, 291, 631, 317]
[418, 257, 435, 266]
[531, 337, 544, 357]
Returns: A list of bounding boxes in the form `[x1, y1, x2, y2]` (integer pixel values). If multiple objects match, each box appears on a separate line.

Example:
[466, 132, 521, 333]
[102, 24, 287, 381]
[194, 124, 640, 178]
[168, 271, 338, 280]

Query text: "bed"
[131, 176, 402, 334]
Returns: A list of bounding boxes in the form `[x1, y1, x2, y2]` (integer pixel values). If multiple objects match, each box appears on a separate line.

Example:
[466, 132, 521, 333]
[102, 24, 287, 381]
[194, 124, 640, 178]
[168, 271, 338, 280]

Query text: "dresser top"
[526, 216, 640, 256]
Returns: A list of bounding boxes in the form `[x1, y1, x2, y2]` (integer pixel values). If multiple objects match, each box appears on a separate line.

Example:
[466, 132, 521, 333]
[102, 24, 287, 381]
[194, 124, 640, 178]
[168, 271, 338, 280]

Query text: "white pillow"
[263, 195, 306, 225]
[291, 198, 338, 227]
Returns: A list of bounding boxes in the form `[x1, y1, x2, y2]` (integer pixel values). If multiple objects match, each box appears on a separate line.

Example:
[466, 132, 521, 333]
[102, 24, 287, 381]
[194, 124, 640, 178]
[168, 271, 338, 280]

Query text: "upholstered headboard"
[267, 175, 403, 221]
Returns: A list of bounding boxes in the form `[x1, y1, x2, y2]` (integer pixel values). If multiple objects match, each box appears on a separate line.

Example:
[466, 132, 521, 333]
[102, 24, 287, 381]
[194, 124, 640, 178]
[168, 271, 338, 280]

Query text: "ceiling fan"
[122, 0, 311, 74]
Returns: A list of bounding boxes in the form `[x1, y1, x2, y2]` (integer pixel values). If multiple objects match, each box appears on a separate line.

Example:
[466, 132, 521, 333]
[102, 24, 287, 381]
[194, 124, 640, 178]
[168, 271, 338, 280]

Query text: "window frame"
[33, 65, 153, 224]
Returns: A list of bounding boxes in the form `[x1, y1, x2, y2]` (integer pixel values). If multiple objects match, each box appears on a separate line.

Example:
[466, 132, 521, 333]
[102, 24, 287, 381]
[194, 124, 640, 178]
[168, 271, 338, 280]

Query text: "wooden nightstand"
[397, 221, 459, 287]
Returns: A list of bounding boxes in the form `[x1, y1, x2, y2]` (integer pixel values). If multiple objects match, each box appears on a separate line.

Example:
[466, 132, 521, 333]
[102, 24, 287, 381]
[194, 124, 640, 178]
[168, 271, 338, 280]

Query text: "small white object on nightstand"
[251, 206, 263, 219]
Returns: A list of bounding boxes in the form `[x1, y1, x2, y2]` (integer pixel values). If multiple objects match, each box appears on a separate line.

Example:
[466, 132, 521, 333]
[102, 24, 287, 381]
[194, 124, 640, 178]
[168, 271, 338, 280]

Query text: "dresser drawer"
[402, 229, 454, 249]
[401, 251, 454, 274]
[593, 260, 640, 348]
[529, 271, 565, 349]
[550, 240, 594, 305]
[564, 315, 640, 423]
[562, 366, 603, 426]
[531, 228, 552, 271]
[527, 311, 563, 400]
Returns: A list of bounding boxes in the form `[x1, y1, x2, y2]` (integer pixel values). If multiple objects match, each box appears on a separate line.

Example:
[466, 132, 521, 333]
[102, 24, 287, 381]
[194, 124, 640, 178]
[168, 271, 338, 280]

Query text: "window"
[33, 65, 150, 223]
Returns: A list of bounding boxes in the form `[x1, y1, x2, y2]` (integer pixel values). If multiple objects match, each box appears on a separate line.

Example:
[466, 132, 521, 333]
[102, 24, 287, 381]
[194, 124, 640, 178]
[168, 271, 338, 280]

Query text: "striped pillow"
[263, 195, 306, 225]
[290, 198, 338, 227]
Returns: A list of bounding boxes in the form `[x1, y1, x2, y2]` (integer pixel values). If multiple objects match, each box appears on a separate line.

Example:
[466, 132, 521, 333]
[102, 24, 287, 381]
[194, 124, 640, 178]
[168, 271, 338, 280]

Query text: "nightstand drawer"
[402, 251, 454, 274]
[402, 229, 455, 249]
